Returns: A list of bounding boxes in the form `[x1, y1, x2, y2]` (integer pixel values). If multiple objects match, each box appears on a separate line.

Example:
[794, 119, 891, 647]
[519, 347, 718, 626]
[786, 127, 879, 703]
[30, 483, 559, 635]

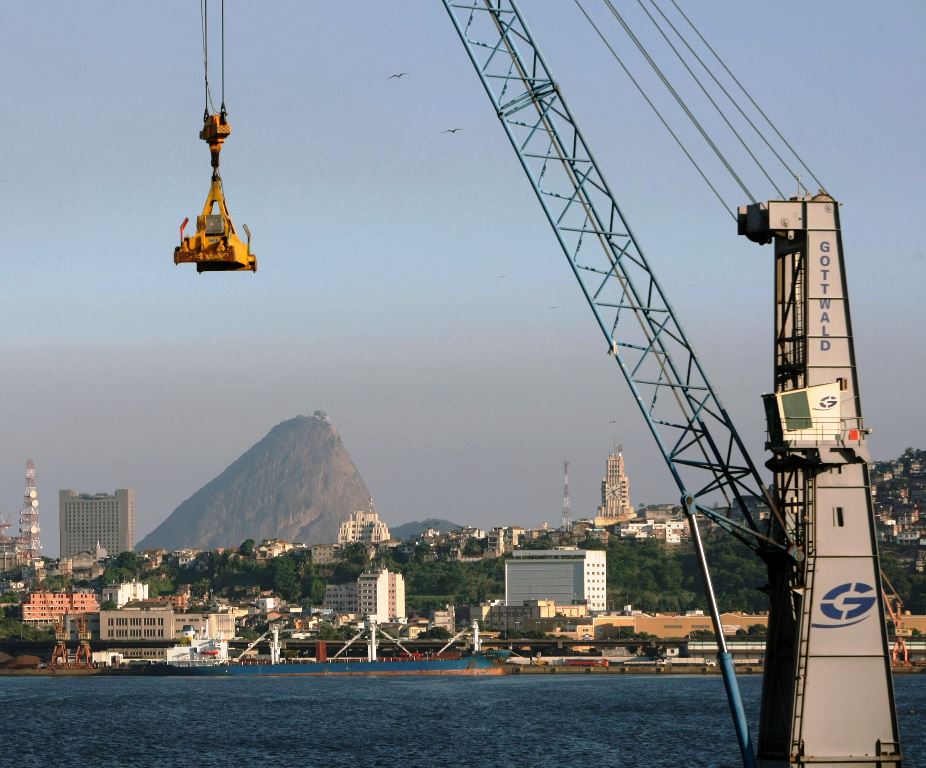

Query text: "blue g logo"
[816, 395, 838, 410]
[812, 582, 876, 628]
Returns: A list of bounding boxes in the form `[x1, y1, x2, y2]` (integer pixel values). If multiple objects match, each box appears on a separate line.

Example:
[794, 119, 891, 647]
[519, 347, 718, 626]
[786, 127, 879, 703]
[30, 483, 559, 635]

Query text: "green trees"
[399, 557, 504, 612]
[419, 626, 452, 640]
[268, 556, 300, 603]
[101, 550, 143, 585]
[605, 533, 767, 614]
[238, 539, 256, 557]
[0, 616, 52, 641]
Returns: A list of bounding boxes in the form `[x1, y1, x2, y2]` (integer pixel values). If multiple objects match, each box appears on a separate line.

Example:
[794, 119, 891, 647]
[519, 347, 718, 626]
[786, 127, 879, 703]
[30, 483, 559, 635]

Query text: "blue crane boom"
[441, 2, 769, 765]
[442, 1, 779, 551]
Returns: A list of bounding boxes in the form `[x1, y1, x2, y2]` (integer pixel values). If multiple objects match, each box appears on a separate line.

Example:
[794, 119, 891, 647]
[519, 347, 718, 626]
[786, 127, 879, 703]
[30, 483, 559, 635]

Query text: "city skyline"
[1, 2, 923, 556]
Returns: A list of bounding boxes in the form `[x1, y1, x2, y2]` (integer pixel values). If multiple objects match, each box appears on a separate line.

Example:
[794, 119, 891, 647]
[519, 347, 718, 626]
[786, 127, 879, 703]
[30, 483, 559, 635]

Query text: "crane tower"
[741, 196, 900, 765]
[17, 459, 41, 562]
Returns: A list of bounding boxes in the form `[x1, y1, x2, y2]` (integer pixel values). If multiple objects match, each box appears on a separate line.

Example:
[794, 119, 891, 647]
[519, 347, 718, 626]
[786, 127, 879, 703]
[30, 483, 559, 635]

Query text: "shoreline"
[3, 664, 923, 677]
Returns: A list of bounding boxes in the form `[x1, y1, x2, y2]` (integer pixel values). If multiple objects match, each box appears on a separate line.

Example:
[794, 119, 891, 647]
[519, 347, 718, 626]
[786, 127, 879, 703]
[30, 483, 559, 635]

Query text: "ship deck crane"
[441, 2, 901, 766]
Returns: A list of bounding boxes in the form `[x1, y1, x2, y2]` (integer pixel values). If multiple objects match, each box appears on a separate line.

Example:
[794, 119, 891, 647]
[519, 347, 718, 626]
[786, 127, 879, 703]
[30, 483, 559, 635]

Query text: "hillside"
[138, 413, 371, 550]
[391, 519, 462, 541]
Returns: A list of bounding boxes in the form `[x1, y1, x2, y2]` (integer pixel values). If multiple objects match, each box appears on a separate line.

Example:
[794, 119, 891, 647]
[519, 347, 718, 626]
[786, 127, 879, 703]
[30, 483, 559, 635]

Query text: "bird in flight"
[388, 72, 407, 79]
[443, 128, 463, 134]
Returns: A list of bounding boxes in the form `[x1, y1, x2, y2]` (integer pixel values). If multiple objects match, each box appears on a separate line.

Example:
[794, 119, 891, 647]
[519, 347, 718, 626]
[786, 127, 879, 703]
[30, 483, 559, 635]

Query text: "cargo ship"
[131, 620, 509, 677]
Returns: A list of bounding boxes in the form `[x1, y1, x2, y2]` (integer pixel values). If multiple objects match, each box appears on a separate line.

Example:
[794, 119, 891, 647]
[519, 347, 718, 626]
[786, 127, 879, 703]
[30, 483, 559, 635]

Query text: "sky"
[1, 1, 923, 556]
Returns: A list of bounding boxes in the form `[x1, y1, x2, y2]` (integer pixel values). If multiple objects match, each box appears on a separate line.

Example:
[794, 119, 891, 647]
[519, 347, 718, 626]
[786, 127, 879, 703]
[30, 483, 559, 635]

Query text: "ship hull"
[133, 654, 506, 677]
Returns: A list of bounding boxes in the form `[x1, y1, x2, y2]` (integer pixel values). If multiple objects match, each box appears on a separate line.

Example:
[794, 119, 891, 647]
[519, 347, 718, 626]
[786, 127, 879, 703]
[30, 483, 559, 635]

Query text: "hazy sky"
[1, 2, 923, 556]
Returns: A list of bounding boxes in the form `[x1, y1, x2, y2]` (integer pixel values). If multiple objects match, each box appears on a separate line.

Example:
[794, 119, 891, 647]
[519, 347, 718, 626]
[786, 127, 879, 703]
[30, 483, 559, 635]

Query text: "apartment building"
[323, 568, 406, 622]
[102, 580, 149, 608]
[21, 590, 100, 625]
[505, 548, 607, 612]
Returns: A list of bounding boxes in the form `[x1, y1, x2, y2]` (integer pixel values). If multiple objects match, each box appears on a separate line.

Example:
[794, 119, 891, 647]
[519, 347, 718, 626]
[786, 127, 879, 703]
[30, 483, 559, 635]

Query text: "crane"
[441, 2, 901, 766]
[173, 0, 256, 273]
[881, 572, 911, 666]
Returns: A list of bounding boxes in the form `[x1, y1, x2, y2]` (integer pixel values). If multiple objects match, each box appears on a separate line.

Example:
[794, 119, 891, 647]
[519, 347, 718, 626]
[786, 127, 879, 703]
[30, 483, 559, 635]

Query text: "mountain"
[138, 413, 371, 551]
[391, 519, 462, 541]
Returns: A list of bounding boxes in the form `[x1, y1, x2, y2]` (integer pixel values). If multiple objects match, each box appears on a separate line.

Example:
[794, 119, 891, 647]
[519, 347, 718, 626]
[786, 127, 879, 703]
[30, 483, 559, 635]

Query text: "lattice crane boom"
[442, 0, 782, 553]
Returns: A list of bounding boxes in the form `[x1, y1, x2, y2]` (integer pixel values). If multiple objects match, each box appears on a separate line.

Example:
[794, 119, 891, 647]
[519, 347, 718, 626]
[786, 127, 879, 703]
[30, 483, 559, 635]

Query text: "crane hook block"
[173, 112, 257, 273]
[200, 112, 231, 173]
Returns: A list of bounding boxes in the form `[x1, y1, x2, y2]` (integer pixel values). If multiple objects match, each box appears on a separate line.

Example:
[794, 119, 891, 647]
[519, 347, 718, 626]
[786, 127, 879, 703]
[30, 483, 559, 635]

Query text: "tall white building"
[595, 446, 633, 525]
[323, 568, 406, 622]
[59, 489, 135, 558]
[357, 568, 405, 622]
[505, 548, 607, 612]
[337, 500, 391, 545]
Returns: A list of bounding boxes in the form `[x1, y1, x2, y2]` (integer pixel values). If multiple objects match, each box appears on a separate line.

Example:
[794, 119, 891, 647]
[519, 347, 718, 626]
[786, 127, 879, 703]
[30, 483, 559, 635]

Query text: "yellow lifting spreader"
[174, 111, 256, 273]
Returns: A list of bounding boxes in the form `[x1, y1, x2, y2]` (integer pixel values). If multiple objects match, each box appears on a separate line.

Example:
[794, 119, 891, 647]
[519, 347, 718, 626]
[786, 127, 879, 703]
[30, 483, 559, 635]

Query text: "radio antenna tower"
[561, 460, 571, 530]
[18, 459, 41, 561]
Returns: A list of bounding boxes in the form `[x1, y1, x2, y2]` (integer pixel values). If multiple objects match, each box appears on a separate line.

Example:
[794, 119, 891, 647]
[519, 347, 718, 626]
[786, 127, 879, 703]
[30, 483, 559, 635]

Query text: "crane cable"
[667, 0, 825, 194]
[648, 0, 800, 196]
[573, 0, 736, 220]
[634, 0, 786, 200]
[600, 0, 758, 206]
[200, 0, 226, 117]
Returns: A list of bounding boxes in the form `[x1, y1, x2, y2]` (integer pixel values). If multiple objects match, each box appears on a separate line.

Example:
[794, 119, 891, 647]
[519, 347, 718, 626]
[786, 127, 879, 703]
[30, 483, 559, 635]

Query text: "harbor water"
[3, 674, 924, 767]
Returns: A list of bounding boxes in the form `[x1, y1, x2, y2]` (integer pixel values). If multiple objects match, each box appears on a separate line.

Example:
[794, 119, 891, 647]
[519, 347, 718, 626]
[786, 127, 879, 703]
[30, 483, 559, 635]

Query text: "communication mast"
[18, 459, 41, 562]
[561, 461, 571, 531]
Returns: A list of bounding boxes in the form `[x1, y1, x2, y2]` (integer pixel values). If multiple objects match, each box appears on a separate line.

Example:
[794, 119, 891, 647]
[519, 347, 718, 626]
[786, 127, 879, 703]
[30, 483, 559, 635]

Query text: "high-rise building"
[357, 568, 406, 622]
[323, 568, 406, 622]
[59, 489, 135, 558]
[595, 445, 633, 525]
[505, 548, 607, 612]
[337, 499, 391, 545]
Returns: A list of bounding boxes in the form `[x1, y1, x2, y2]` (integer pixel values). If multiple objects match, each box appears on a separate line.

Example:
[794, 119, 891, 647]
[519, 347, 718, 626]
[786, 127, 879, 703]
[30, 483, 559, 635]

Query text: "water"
[1, 674, 923, 767]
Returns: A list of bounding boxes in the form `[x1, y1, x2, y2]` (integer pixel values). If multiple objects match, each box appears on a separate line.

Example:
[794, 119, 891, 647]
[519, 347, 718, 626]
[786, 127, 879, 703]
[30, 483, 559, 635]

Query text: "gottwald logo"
[812, 582, 876, 628]
[814, 394, 838, 411]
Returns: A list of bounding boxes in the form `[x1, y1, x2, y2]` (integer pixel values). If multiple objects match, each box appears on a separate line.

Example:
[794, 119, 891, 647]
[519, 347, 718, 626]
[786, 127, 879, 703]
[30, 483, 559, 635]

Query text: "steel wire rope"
[649, 0, 803, 195]
[634, 0, 785, 199]
[668, 0, 825, 193]
[600, 0, 757, 205]
[572, 0, 736, 221]
[200, 0, 217, 114]
[220, 0, 226, 113]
